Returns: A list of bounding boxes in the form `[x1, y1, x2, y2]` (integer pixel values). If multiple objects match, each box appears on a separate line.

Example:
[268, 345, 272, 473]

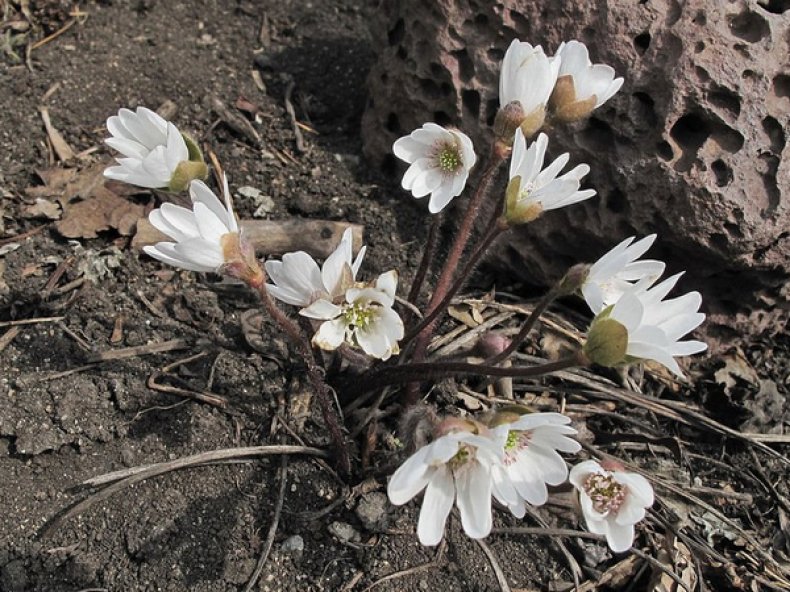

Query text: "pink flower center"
[503, 430, 530, 465]
[583, 473, 627, 514]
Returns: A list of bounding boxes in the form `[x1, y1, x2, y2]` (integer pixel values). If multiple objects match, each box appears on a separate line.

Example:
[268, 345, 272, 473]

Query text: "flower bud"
[493, 101, 527, 145]
[475, 331, 512, 358]
[583, 316, 628, 367]
[557, 263, 591, 296]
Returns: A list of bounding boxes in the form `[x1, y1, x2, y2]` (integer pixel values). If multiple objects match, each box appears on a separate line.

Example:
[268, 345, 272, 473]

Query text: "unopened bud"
[600, 458, 626, 472]
[557, 263, 591, 296]
[584, 316, 628, 367]
[476, 331, 512, 358]
[435, 416, 483, 437]
[493, 101, 527, 145]
[398, 404, 438, 454]
[487, 404, 533, 428]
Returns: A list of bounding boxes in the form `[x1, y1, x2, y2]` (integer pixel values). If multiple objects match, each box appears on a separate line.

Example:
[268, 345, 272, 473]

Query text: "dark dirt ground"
[0, 1, 788, 591]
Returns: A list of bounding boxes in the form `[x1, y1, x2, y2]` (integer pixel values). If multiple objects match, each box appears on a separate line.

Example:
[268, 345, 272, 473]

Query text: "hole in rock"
[381, 154, 397, 177]
[633, 32, 651, 54]
[396, 46, 407, 60]
[632, 92, 658, 127]
[451, 49, 475, 81]
[708, 88, 741, 118]
[419, 78, 442, 100]
[462, 89, 481, 119]
[607, 189, 628, 214]
[757, 0, 790, 13]
[388, 19, 404, 46]
[485, 98, 499, 126]
[759, 153, 781, 213]
[773, 74, 790, 98]
[761, 116, 785, 153]
[694, 41, 705, 53]
[433, 111, 452, 126]
[670, 113, 710, 171]
[693, 11, 707, 25]
[724, 222, 743, 238]
[656, 141, 674, 161]
[386, 112, 400, 134]
[578, 117, 616, 154]
[728, 10, 770, 43]
[711, 159, 733, 187]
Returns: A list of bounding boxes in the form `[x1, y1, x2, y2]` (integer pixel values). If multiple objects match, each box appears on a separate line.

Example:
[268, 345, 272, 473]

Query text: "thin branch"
[43, 445, 326, 537]
[475, 538, 512, 592]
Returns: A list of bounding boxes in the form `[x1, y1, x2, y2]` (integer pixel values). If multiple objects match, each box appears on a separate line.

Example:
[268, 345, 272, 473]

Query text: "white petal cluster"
[555, 41, 624, 109]
[506, 129, 596, 223]
[570, 460, 654, 553]
[265, 229, 366, 307]
[388, 411, 582, 546]
[582, 235, 665, 314]
[499, 40, 560, 115]
[387, 429, 504, 545]
[143, 176, 240, 273]
[393, 123, 476, 214]
[490, 413, 581, 518]
[104, 107, 190, 190]
[604, 273, 707, 376]
[301, 271, 404, 360]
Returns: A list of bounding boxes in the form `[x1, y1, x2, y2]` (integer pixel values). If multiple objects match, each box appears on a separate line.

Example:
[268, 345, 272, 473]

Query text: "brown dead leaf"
[22, 198, 61, 220]
[40, 106, 75, 162]
[648, 534, 698, 592]
[714, 347, 760, 395]
[56, 185, 144, 238]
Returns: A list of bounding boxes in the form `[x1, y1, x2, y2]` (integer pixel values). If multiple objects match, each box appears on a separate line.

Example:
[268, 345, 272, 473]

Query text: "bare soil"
[0, 1, 788, 591]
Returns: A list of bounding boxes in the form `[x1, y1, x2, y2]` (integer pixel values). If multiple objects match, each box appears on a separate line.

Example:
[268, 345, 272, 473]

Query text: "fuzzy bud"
[584, 316, 628, 367]
[557, 263, 591, 296]
[168, 160, 209, 193]
[493, 101, 527, 145]
[398, 404, 439, 454]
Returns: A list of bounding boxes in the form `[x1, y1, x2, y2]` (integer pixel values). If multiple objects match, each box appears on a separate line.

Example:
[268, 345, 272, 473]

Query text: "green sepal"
[181, 132, 204, 163]
[583, 315, 628, 367]
[168, 160, 209, 193]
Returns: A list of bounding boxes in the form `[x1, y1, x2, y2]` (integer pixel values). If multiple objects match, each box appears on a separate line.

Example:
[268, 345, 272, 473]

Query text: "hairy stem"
[404, 143, 509, 405]
[351, 352, 586, 397]
[405, 213, 442, 325]
[253, 280, 350, 474]
[403, 219, 508, 345]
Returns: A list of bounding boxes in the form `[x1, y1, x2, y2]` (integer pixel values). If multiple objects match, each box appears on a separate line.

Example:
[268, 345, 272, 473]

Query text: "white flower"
[300, 270, 404, 360]
[264, 229, 366, 307]
[570, 460, 654, 553]
[143, 176, 257, 279]
[586, 273, 707, 376]
[104, 107, 205, 191]
[504, 129, 596, 224]
[393, 123, 476, 214]
[490, 412, 581, 517]
[554, 40, 624, 110]
[582, 235, 665, 314]
[500, 39, 561, 116]
[387, 429, 503, 545]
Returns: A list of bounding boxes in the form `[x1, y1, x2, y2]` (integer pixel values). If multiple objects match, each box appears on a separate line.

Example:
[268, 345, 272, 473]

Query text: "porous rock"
[362, 0, 790, 340]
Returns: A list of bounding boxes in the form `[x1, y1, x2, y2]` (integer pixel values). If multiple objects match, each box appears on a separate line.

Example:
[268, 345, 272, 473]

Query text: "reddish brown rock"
[362, 0, 790, 339]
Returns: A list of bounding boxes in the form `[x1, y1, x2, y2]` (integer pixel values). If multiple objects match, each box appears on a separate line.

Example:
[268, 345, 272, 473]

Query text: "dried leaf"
[40, 106, 75, 161]
[714, 347, 760, 394]
[22, 198, 61, 220]
[56, 185, 144, 238]
[649, 534, 698, 592]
